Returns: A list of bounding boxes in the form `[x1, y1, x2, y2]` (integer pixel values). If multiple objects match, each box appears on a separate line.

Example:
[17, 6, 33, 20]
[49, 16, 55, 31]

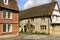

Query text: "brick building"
[0, 0, 19, 36]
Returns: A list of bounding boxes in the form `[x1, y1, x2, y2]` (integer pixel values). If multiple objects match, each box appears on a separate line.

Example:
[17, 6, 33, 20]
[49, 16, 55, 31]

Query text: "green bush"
[34, 31, 40, 34]
[40, 32, 49, 35]
[34, 31, 49, 35]
[19, 29, 23, 33]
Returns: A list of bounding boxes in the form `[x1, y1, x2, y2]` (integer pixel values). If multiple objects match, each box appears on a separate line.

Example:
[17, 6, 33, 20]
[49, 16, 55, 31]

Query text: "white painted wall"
[51, 16, 60, 23]
[51, 4, 60, 23]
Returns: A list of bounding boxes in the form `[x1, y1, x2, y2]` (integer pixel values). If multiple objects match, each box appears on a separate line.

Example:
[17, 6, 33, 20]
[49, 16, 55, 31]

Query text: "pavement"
[0, 34, 60, 40]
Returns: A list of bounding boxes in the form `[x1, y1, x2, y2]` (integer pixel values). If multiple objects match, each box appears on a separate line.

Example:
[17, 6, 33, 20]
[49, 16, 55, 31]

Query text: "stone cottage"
[20, 1, 60, 35]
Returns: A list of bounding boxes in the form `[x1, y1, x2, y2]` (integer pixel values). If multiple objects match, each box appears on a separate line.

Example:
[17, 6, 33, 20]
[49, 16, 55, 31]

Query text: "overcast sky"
[17, 0, 60, 10]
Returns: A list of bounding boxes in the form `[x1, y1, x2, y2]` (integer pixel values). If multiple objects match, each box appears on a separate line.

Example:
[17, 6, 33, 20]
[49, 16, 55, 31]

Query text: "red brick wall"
[0, 24, 2, 36]
[0, 10, 19, 36]
[0, 24, 18, 36]
[12, 24, 18, 34]
[0, 10, 18, 23]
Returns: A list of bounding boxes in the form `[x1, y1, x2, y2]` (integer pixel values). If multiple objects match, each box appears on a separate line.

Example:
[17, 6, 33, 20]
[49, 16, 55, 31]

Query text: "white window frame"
[2, 10, 12, 19]
[7, 11, 12, 19]
[3, 0, 8, 5]
[2, 24, 12, 33]
[40, 25, 46, 30]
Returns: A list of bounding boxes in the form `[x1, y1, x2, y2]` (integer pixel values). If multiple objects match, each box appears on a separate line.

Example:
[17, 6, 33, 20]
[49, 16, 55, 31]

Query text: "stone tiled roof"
[20, 2, 57, 20]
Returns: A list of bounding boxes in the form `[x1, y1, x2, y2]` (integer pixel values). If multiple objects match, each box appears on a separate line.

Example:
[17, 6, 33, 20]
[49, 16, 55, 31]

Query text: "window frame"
[2, 24, 6, 32]
[40, 25, 46, 30]
[2, 24, 12, 33]
[2, 10, 12, 19]
[3, 0, 8, 5]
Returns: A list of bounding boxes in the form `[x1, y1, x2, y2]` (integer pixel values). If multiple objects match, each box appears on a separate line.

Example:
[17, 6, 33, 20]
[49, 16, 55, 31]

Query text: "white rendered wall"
[51, 4, 60, 23]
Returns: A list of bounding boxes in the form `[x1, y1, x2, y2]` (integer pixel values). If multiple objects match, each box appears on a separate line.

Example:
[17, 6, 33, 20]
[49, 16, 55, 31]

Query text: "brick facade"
[0, 9, 18, 36]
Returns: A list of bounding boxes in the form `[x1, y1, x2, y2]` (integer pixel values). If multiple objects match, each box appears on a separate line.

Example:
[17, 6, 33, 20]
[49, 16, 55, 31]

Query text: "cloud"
[24, 0, 50, 9]
[24, 0, 33, 9]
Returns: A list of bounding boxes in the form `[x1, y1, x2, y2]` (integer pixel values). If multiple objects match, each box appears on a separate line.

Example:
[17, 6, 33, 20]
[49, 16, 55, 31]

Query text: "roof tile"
[20, 2, 57, 20]
[0, 0, 18, 11]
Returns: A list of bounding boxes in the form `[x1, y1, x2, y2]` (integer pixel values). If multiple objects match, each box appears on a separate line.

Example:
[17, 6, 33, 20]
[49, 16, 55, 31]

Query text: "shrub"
[40, 32, 49, 35]
[34, 31, 40, 34]
[19, 29, 23, 33]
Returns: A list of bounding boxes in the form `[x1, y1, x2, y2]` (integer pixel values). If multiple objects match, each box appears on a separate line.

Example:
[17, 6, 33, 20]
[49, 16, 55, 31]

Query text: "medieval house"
[0, 0, 19, 36]
[20, 0, 60, 35]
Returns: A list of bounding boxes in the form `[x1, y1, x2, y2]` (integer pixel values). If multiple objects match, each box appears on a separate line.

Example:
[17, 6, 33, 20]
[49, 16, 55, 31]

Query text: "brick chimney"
[51, 0, 55, 2]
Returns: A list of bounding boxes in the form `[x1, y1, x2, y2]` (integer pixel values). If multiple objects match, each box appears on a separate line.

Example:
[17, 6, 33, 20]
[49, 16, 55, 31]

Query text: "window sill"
[2, 32, 12, 34]
[2, 18, 12, 20]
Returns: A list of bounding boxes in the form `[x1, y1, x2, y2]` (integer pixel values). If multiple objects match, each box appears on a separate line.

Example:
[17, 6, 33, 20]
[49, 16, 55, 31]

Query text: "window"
[3, 10, 6, 18]
[3, 0, 8, 5]
[2, 24, 12, 33]
[3, 24, 6, 32]
[8, 24, 11, 32]
[8, 11, 11, 18]
[40, 25, 46, 30]
[41, 17, 45, 21]
[52, 16, 58, 21]
[51, 15, 54, 18]
[3, 10, 12, 19]
[55, 16, 59, 21]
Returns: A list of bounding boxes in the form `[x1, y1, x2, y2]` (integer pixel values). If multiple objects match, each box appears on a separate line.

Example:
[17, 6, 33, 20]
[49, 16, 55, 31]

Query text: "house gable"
[51, 3, 60, 24]
[54, 3, 59, 10]
[52, 3, 60, 16]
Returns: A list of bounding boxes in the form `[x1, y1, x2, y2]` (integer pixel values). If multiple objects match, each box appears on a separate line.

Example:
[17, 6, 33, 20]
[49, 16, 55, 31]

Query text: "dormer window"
[3, 0, 8, 5]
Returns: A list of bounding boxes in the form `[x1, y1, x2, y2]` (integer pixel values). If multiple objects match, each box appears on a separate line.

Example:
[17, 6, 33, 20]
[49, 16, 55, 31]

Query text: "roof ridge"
[20, 1, 56, 20]
[22, 1, 57, 11]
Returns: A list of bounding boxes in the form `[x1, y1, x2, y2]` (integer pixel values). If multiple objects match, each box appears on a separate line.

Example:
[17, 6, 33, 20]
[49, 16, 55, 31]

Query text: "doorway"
[24, 26, 27, 32]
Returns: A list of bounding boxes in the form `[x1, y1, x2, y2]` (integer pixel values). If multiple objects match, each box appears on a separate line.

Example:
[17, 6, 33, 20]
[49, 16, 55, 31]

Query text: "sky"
[17, 0, 28, 10]
[17, 0, 60, 10]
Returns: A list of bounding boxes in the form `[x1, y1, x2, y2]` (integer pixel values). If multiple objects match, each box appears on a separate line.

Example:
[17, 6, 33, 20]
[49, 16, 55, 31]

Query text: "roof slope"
[20, 2, 57, 20]
[0, 0, 18, 11]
